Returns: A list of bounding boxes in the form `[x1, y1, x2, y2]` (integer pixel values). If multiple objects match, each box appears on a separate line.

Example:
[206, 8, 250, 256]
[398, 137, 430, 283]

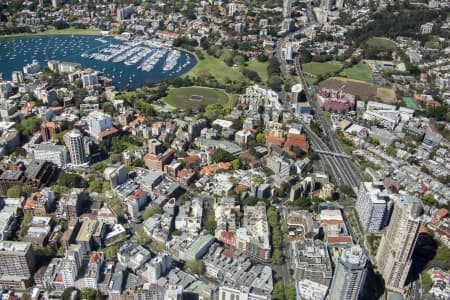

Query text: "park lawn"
[246, 60, 269, 83]
[340, 62, 373, 82]
[184, 50, 246, 84]
[162, 86, 229, 110]
[306, 77, 317, 86]
[366, 37, 397, 51]
[0, 28, 100, 38]
[302, 61, 343, 77]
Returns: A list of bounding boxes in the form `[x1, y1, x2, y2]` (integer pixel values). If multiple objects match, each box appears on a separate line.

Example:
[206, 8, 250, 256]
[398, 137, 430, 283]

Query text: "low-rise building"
[317, 88, 355, 113]
[290, 239, 332, 289]
[117, 241, 151, 272]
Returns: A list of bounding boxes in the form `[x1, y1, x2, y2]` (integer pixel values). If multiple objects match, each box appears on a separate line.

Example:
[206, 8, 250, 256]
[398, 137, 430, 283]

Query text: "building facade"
[329, 245, 368, 300]
[356, 181, 392, 232]
[376, 195, 423, 293]
[0, 241, 35, 289]
[65, 130, 88, 165]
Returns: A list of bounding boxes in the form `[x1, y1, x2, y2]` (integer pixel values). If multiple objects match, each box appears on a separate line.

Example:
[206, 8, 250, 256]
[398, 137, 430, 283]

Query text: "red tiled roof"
[184, 155, 201, 165]
[89, 251, 103, 264]
[327, 236, 352, 244]
[437, 208, 448, 218]
[98, 127, 118, 139]
[144, 154, 158, 161]
[284, 133, 309, 152]
[266, 135, 285, 147]
[129, 115, 145, 127]
[129, 189, 146, 200]
[200, 162, 231, 175]
[24, 198, 35, 209]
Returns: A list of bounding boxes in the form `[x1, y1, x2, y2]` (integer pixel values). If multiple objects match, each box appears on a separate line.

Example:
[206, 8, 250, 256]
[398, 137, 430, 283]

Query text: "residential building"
[188, 119, 208, 139]
[82, 251, 104, 289]
[266, 155, 291, 178]
[87, 111, 116, 141]
[40, 122, 61, 142]
[32, 144, 68, 167]
[218, 286, 270, 300]
[117, 241, 152, 272]
[144, 149, 174, 171]
[147, 252, 172, 284]
[329, 245, 368, 300]
[12, 71, 24, 83]
[376, 195, 423, 293]
[235, 129, 254, 145]
[283, 0, 292, 18]
[43, 245, 83, 291]
[104, 165, 128, 189]
[0, 160, 58, 195]
[319, 209, 353, 247]
[297, 279, 328, 300]
[117, 5, 133, 21]
[290, 239, 332, 288]
[175, 197, 203, 233]
[81, 71, 98, 88]
[23, 221, 52, 249]
[284, 133, 309, 153]
[203, 245, 273, 295]
[23, 60, 40, 75]
[183, 234, 215, 261]
[65, 129, 88, 165]
[218, 202, 271, 261]
[0, 211, 15, 241]
[356, 182, 392, 232]
[0, 241, 35, 289]
[75, 218, 106, 253]
[148, 138, 163, 155]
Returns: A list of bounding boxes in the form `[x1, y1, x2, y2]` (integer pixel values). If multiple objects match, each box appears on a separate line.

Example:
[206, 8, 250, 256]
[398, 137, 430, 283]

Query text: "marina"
[0, 35, 196, 89]
[163, 50, 181, 72]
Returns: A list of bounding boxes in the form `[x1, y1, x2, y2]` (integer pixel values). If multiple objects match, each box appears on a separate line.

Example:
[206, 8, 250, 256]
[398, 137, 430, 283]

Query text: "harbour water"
[0, 35, 197, 89]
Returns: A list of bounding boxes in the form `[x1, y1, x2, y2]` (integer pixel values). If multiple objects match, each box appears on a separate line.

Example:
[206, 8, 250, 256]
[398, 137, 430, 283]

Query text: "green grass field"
[246, 60, 269, 83]
[306, 77, 317, 86]
[403, 97, 418, 109]
[184, 50, 246, 84]
[340, 62, 373, 82]
[302, 61, 343, 77]
[163, 86, 229, 110]
[366, 37, 397, 51]
[0, 28, 101, 38]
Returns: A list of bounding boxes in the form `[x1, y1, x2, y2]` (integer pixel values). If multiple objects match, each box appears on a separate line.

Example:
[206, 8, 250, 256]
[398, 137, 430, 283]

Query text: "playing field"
[302, 61, 343, 77]
[403, 97, 418, 109]
[340, 62, 373, 82]
[163, 87, 229, 110]
[366, 37, 397, 51]
[319, 77, 396, 103]
[184, 50, 246, 84]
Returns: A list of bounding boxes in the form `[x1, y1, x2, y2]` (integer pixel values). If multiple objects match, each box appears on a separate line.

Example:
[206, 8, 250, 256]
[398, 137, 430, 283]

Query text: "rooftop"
[0, 241, 31, 253]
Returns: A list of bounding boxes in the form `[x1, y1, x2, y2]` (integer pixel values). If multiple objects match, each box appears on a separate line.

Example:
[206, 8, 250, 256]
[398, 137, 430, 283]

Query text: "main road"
[275, 6, 362, 188]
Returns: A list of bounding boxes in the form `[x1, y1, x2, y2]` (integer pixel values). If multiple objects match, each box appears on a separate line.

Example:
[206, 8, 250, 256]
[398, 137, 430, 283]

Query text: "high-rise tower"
[329, 245, 368, 300]
[376, 195, 423, 293]
[65, 129, 88, 166]
[283, 0, 292, 18]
